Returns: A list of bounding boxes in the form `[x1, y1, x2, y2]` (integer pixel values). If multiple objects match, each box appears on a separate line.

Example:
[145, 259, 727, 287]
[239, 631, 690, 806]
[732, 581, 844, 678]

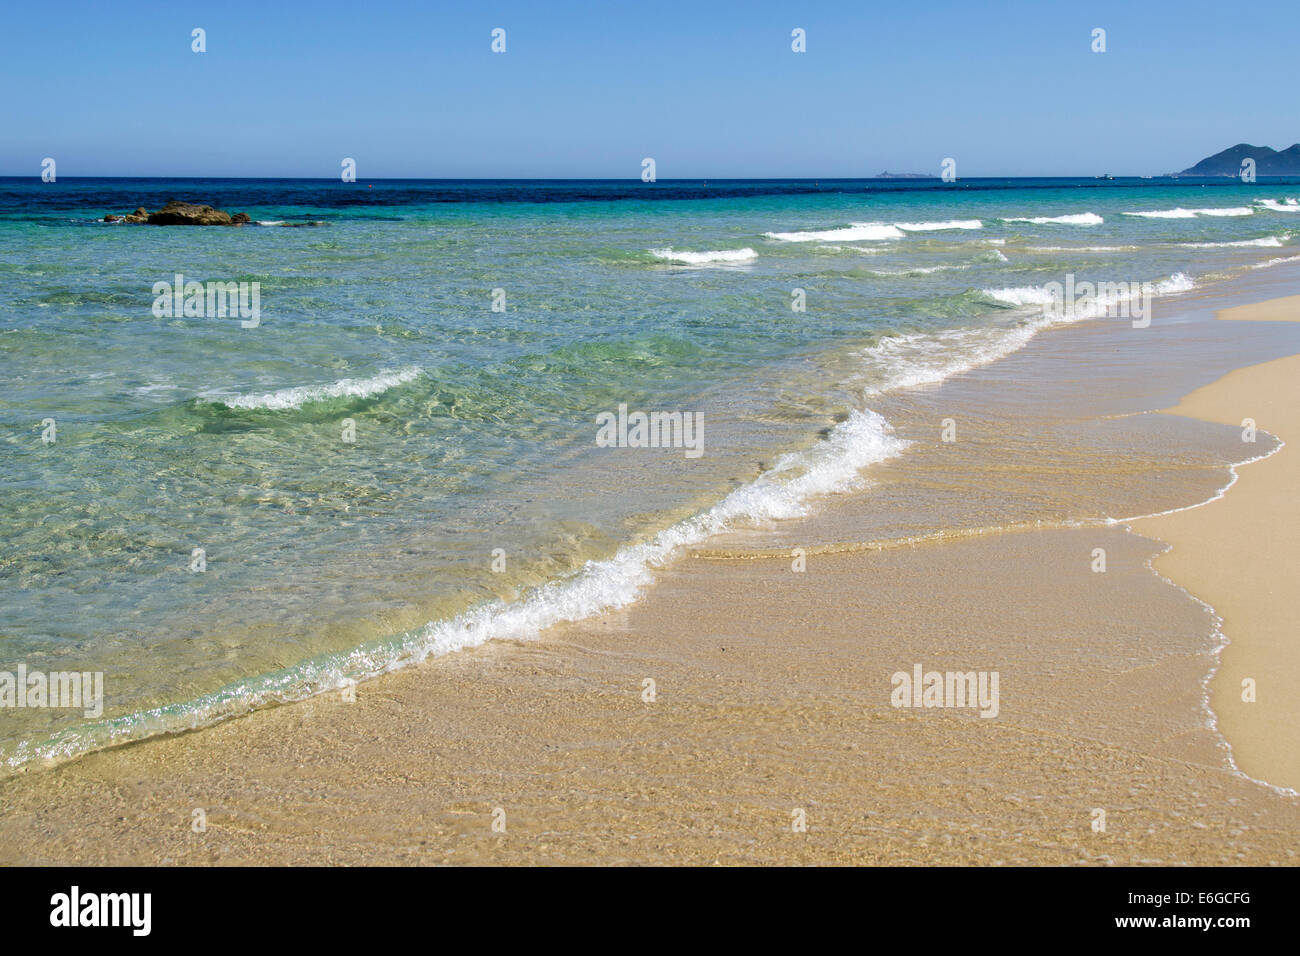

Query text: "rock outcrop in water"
[102, 200, 250, 225]
[147, 200, 238, 225]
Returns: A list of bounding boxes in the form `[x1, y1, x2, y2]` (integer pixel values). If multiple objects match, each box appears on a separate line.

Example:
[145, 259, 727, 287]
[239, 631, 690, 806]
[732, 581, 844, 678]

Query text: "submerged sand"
[2, 278, 1299, 865]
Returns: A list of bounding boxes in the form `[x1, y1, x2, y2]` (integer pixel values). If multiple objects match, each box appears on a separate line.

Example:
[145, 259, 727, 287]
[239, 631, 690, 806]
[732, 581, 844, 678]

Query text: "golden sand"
[0, 524, 1294, 865]
[1133, 294, 1300, 790]
[1218, 294, 1300, 322]
[2, 289, 1298, 865]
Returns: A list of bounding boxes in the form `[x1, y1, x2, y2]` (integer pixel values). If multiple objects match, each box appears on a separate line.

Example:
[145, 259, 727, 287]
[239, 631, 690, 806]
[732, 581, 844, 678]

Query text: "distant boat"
[1095, 173, 1114, 180]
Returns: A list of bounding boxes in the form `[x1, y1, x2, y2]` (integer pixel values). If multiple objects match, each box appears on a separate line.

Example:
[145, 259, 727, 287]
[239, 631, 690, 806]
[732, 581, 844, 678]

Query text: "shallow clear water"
[2, 175, 1299, 768]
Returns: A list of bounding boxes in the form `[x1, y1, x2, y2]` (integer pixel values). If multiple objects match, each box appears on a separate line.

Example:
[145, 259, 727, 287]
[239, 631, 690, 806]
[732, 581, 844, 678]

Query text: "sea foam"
[1000, 213, 1104, 225]
[893, 219, 983, 231]
[199, 367, 423, 410]
[857, 325, 1038, 393]
[765, 220, 981, 242]
[1180, 236, 1284, 248]
[765, 223, 905, 242]
[865, 271, 1197, 397]
[1252, 254, 1300, 269]
[649, 247, 758, 265]
[1123, 207, 1254, 218]
[982, 272, 1194, 318]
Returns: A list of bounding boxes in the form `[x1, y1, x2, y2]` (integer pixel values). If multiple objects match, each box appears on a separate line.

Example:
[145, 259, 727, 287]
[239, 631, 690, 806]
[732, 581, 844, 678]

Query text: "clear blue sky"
[4, 0, 1297, 178]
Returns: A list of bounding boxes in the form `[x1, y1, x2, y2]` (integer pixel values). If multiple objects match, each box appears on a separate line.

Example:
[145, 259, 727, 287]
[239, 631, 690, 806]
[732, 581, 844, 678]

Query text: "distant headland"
[1177, 143, 1300, 177]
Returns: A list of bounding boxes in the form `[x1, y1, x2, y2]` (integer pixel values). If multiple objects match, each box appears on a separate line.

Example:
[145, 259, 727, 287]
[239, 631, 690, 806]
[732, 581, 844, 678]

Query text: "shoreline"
[3, 281, 1300, 864]
[1132, 295, 1300, 792]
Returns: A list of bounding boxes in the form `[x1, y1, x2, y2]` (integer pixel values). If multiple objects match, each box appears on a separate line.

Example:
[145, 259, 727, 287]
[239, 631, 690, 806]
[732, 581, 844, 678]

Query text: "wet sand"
[3, 277, 1300, 865]
[1134, 294, 1300, 791]
[2, 524, 1296, 866]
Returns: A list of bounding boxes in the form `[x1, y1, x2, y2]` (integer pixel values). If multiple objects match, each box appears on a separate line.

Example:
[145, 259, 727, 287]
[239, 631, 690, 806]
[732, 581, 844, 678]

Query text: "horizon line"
[6, 173, 1295, 182]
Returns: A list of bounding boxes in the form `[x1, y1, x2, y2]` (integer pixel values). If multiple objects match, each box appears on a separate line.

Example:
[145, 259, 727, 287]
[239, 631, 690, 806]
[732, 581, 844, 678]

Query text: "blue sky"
[4, 0, 1297, 177]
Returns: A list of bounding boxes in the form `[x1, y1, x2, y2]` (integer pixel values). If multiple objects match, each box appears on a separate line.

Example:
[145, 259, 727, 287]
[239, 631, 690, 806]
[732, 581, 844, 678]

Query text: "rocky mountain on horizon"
[1178, 143, 1300, 176]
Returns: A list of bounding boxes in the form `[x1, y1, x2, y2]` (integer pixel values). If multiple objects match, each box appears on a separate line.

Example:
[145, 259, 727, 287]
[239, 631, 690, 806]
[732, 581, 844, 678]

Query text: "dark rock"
[108, 200, 250, 225]
[147, 200, 233, 226]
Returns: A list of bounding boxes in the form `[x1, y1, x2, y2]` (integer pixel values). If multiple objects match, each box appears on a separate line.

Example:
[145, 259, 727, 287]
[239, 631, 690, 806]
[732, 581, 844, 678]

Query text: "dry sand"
[1134, 295, 1300, 791]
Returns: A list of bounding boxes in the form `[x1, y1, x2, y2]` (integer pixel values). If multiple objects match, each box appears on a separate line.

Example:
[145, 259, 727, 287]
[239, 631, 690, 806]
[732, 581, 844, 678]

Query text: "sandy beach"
[1134, 295, 1300, 792]
[2, 281, 1299, 866]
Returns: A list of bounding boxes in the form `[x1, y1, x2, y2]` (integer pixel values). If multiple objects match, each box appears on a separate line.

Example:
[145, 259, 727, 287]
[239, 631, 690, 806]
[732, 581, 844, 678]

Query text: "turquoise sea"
[3, 175, 1299, 769]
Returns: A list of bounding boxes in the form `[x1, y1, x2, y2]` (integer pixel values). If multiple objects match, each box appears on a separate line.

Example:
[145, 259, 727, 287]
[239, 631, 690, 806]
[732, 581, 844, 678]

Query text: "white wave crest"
[649, 247, 757, 265]
[200, 367, 423, 410]
[1256, 198, 1300, 212]
[983, 286, 1060, 308]
[1000, 213, 1104, 226]
[982, 272, 1195, 318]
[859, 272, 1199, 401]
[858, 325, 1037, 393]
[858, 275, 1193, 398]
[765, 223, 905, 242]
[1252, 254, 1300, 269]
[400, 406, 909, 657]
[894, 219, 983, 231]
[1153, 273, 1197, 294]
[865, 263, 972, 277]
[1123, 209, 1196, 219]
[1180, 237, 1284, 248]
[1124, 207, 1254, 219]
